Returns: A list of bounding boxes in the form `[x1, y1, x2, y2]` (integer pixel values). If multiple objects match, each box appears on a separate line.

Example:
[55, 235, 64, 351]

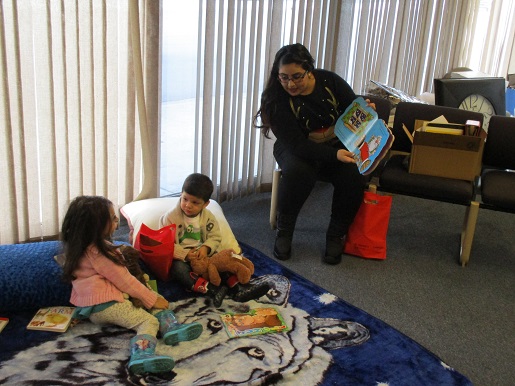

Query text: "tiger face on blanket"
[0, 274, 369, 386]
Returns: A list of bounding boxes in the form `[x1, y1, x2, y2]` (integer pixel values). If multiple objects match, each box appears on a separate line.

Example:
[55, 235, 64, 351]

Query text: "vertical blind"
[0, 0, 158, 244]
[335, 0, 480, 97]
[195, 0, 345, 201]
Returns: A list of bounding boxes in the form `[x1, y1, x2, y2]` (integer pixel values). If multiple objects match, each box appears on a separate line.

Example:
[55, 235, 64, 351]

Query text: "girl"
[61, 195, 202, 375]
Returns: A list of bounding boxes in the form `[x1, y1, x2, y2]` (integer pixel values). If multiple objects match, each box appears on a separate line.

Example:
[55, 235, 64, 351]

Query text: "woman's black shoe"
[323, 236, 343, 265]
[273, 213, 297, 260]
[273, 234, 292, 260]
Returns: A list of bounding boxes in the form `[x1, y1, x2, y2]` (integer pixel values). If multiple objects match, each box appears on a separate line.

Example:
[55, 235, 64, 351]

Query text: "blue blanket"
[0, 241, 471, 385]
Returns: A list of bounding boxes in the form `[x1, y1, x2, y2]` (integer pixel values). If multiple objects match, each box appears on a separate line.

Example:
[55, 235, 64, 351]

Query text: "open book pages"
[335, 97, 394, 175]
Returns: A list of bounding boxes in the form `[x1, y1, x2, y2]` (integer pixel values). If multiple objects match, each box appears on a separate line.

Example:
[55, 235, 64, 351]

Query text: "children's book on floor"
[0, 317, 8, 333]
[335, 96, 393, 175]
[220, 307, 289, 338]
[27, 306, 76, 333]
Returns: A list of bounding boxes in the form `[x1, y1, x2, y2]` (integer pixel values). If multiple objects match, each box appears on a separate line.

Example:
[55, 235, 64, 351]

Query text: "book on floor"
[0, 317, 8, 333]
[220, 307, 289, 338]
[27, 306, 76, 333]
[335, 97, 393, 175]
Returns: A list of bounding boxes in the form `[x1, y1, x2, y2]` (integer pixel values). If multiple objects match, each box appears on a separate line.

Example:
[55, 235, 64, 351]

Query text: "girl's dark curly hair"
[252, 43, 315, 138]
[61, 195, 122, 282]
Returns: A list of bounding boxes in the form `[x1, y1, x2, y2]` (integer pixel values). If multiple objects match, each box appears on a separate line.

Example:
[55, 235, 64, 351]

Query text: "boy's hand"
[186, 245, 210, 260]
[186, 249, 198, 261]
[197, 245, 210, 259]
[153, 296, 169, 310]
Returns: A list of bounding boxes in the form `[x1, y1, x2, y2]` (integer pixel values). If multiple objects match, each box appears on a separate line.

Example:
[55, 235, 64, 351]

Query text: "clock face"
[435, 78, 506, 132]
[458, 94, 495, 130]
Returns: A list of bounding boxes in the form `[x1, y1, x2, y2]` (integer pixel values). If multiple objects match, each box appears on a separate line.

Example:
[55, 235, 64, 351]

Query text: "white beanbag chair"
[120, 197, 241, 254]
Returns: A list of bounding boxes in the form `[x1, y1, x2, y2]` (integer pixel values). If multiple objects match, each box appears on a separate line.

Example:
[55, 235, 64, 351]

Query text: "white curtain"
[0, 0, 159, 244]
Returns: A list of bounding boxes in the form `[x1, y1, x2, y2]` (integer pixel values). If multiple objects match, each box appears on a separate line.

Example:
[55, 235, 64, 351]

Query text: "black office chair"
[452, 115, 515, 264]
[480, 115, 515, 212]
[376, 102, 484, 266]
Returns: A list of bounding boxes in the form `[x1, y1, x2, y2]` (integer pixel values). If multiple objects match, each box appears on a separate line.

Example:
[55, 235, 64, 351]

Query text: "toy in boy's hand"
[120, 245, 153, 308]
[189, 249, 255, 287]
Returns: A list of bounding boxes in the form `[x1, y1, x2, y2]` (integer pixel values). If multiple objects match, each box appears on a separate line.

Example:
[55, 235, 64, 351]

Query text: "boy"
[159, 173, 269, 307]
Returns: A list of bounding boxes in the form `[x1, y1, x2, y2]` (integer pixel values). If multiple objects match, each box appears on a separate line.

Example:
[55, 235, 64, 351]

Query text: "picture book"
[0, 317, 8, 333]
[335, 97, 394, 175]
[423, 122, 464, 135]
[220, 307, 289, 339]
[27, 306, 76, 333]
[413, 116, 482, 137]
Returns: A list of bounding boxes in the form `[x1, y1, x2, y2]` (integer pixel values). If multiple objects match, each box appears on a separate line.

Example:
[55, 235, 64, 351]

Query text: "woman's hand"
[337, 149, 357, 163]
[365, 99, 376, 111]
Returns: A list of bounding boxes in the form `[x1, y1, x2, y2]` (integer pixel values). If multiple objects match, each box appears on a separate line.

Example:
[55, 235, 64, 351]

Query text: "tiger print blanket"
[0, 243, 471, 385]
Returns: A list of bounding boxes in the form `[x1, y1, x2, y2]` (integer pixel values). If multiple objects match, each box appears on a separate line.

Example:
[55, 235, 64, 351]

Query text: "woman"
[253, 43, 367, 265]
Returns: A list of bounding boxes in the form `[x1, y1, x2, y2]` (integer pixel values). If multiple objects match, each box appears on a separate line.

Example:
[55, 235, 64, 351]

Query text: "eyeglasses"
[277, 70, 309, 84]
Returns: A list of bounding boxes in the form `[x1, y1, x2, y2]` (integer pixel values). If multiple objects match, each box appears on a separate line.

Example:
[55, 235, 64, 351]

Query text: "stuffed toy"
[189, 249, 254, 287]
[120, 245, 152, 308]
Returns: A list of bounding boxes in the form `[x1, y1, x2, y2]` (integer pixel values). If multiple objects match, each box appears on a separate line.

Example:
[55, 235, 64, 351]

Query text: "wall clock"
[434, 77, 506, 130]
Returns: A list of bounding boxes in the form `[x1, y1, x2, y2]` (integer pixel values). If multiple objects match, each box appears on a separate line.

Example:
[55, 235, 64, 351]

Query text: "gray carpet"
[219, 182, 515, 386]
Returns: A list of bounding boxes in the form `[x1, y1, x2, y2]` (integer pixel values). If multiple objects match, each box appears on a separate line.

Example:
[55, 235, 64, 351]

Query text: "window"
[160, 0, 275, 198]
[160, 2, 200, 195]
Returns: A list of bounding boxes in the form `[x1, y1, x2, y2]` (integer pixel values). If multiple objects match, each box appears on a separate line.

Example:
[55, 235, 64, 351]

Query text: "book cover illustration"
[27, 306, 76, 333]
[335, 97, 394, 175]
[220, 307, 289, 339]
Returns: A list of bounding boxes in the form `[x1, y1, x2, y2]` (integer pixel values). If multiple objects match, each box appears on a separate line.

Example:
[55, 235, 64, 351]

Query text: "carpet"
[0, 242, 471, 385]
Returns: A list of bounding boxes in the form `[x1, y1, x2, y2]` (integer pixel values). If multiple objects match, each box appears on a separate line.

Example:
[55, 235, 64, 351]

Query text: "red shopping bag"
[134, 223, 176, 281]
[343, 191, 392, 259]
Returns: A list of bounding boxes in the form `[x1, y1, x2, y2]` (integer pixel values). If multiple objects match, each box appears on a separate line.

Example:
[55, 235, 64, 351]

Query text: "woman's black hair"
[252, 43, 316, 137]
[61, 196, 122, 282]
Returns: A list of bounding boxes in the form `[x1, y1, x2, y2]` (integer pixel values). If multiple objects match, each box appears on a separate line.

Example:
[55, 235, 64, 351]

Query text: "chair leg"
[269, 168, 281, 230]
[460, 201, 479, 267]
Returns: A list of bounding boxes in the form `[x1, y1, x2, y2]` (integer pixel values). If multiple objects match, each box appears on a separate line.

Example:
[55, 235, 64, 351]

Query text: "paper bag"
[343, 191, 392, 259]
[134, 223, 176, 281]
